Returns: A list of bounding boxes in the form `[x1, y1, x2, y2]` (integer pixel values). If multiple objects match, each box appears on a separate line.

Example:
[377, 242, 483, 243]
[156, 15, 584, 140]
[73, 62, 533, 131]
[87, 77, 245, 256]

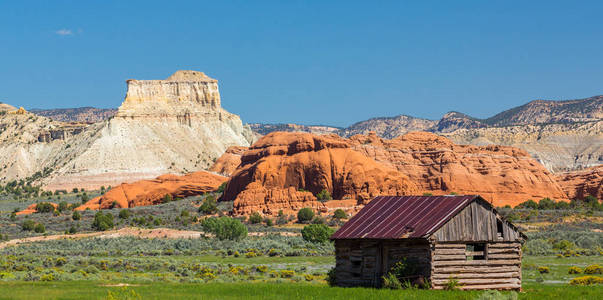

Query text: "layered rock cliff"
[555, 166, 603, 200]
[350, 132, 568, 207]
[42, 71, 254, 190]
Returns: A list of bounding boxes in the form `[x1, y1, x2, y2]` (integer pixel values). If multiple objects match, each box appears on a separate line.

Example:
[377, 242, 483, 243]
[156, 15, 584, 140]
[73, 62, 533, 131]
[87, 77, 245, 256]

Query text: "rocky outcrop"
[77, 171, 227, 210]
[485, 96, 603, 126]
[250, 123, 340, 137]
[220, 131, 570, 215]
[30, 107, 117, 123]
[340, 115, 437, 139]
[209, 146, 247, 176]
[435, 112, 487, 133]
[350, 132, 569, 207]
[16, 202, 58, 215]
[443, 121, 602, 172]
[222, 132, 418, 215]
[556, 166, 603, 200]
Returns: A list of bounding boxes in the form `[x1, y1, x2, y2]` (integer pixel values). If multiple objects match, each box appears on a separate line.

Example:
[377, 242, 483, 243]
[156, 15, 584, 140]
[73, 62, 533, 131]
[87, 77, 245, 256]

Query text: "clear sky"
[1, 1, 602, 127]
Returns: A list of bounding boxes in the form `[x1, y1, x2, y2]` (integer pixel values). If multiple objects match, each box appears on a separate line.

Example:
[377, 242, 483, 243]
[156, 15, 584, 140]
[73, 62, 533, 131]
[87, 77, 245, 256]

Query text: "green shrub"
[216, 182, 227, 193]
[198, 195, 218, 215]
[57, 201, 69, 212]
[280, 270, 295, 278]
[40, 273, 55, 281]
[382, 272, 402, 289]
[316, 189, 332, 201]
[72, 210, 81, 221]
[162, 194, 173, 203]
[248, 212, 262, 224]
[516, 200, 538, 209]
[569, 266, 583, 274]
[584, 264, 602, 274]
[21, 220, 36, 231]
[35, 202, 55, 213]
[297, 208, 315, 223]
[92, 211, 114, 231]
[119, 209, 131, 219]
[569, 275, 603, 285]
[263, 218, 273, 226]
[301, 224, 334, 243]
[333, 209, 347, 219]
[538, 266, 550, 274]
[201, 217, 247, 241]
[34, 223, 45, 233]
[444, 277, 461, 290]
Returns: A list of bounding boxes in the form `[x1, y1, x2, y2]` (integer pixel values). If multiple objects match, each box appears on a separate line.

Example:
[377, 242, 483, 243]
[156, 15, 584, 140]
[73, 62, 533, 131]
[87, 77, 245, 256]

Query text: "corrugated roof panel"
[330, 195, 479, 239]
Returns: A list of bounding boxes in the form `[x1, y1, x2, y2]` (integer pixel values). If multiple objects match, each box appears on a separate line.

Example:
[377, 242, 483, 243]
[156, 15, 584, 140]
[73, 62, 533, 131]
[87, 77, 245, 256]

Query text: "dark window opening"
[496, 219, 504, 239]
[466, 243, 487, 260]
[352, 260, 361, 267]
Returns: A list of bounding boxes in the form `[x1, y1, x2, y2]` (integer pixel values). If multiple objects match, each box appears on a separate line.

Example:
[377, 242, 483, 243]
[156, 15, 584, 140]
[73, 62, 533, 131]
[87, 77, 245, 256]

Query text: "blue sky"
[1, 1, 602, 127]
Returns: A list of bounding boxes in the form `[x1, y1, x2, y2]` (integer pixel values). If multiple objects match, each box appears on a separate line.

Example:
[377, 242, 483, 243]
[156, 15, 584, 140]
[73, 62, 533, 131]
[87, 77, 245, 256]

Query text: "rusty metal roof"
[331, 195, 480, 240]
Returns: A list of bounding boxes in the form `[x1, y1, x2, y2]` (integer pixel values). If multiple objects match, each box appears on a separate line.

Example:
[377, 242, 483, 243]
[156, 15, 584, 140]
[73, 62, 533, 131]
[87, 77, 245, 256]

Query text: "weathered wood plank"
[488, 248, 520, 254]
[432, 278, 519, 285]
[488, 243, 521, 248]
[488, 254, 520, 259]
[433, 283, 521, 290]
[433, 249, 466, 255]
[432, 259, 520, 267]
[434, 244, 466, 249]
[433, 255, 466, 261]
[433, 266, 520, 273]
[431, 272, 519, 279]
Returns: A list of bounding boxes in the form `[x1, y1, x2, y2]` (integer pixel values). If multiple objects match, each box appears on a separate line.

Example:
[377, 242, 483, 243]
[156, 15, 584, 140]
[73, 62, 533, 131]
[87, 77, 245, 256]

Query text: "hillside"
[339, 115, 437, 138]
[484, 95, 603, 126]
[30, 107, 117, 123]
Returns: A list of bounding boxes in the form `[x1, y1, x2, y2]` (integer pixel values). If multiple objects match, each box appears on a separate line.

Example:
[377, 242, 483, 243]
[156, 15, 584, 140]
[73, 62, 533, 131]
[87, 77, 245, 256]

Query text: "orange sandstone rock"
[16, 202, 58, 215]
[209, 146, 247, 176]
[350, 131, 569, 207]
[77, 171, 227, 210]
[222, 132, 419, 216]
[556, 166, 603, 200]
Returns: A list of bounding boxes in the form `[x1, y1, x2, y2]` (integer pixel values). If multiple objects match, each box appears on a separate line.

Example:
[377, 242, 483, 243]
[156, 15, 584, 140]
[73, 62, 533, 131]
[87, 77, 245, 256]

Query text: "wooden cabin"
[330, 195, 526, 290]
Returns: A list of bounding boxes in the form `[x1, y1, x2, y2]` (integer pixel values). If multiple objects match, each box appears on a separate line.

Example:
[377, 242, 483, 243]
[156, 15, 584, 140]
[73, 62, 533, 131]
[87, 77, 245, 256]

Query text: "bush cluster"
[301, 224, 334, 243]
[201, 217, 247, 241]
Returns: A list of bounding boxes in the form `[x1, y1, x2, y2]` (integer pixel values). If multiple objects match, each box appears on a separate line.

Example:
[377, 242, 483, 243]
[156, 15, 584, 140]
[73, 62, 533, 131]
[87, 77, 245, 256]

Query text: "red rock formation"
[209, 146, 247, 176]
[17, 202, 58, 215]
[556, 166, 602, 200]
[222, 132, 419, 216]
[350, 132, 569, 207]
[77, 171, 227, 210]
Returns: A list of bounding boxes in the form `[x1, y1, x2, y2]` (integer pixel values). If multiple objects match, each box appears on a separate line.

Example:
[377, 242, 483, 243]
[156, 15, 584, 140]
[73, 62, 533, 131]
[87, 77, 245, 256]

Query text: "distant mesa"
[0, 70, 255, 191]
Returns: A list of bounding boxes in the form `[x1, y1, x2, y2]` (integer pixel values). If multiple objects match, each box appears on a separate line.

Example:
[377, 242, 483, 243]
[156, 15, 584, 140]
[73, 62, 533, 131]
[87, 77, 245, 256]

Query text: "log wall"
[430, 242, 522, 290]
[334, 239, 430, 287]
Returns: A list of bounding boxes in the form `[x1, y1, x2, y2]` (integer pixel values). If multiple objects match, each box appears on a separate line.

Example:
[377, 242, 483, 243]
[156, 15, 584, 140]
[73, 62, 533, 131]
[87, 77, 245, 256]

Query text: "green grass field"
[0, 256, 601, 299]
[0, 281, 601, 300]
